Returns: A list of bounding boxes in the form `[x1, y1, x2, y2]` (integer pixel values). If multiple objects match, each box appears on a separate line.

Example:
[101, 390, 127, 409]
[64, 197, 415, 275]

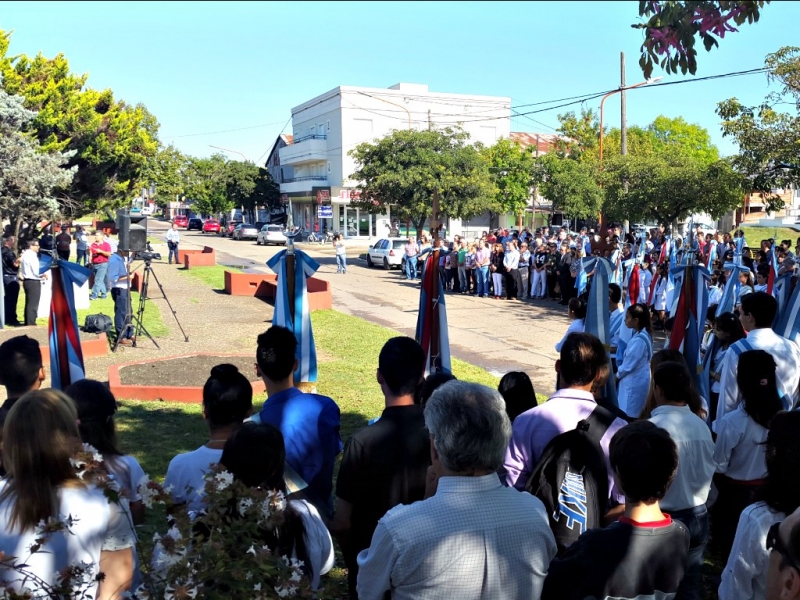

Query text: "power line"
[254, 116, 293, 166]
[166, 118, 292, 139]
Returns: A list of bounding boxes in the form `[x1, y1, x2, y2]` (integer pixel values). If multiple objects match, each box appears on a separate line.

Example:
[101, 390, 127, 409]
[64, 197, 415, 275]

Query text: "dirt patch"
[119, 355, 259, 387]
[0, 326, 98, 346]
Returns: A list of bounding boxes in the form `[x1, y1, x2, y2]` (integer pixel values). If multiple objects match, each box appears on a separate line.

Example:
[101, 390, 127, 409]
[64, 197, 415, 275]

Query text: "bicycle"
[306, 231, 321, 244]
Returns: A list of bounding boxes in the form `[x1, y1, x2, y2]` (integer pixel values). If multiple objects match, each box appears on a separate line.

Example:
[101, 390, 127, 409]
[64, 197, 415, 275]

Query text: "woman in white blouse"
[615, 303, 654, 418]
[0, 390, 134, 599]
[554, 298, 586, 353]
[719, 411, 800, 600]
[712, 350, 785, 558]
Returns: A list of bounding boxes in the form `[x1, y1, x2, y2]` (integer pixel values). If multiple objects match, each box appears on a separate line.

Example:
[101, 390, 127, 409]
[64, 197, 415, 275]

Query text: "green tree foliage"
[141, 145, 187, 211]
[717, 46, 800, 210]
[483, 138, 535, 225]
[532, 153, 604, 221]
[184, 155, 231, 217]
[0, 30, 159, 210]
[554, 108, 600, 159]
[633, 1, 769, 78]
[0, 88, 76, 248]
[349, 127, 495, 237]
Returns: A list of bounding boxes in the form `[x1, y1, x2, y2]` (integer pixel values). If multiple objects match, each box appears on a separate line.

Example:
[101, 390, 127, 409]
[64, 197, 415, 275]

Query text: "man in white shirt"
[20, 240, 47, 326]
[166, 223, 180, 265]
[649, 361, 715, 600]
[717, 292, 800, 424]
[107, 248, 133, 346]
[357, 381, 556, 600]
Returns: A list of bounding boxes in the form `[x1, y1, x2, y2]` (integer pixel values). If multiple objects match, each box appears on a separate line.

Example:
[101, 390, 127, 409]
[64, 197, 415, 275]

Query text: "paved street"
[152, 220, 569, 395]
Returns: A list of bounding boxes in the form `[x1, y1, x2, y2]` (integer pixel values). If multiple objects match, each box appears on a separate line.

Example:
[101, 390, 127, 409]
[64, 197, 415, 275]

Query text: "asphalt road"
[150, 220, 568, 395]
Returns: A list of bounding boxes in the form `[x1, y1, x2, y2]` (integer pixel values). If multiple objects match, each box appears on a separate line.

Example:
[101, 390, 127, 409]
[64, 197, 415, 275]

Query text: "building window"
[327, 161, 331, 173]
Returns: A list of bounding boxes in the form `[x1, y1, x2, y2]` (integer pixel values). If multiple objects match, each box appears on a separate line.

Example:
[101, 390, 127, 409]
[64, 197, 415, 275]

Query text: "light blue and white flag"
[576, 257, 588, 296]
[267, 249, 320, 383]
[715, 262, 749, 317]
[773, 272, 794, 329]
[775, 278, 800, 344]
[582, 257, 617, 407]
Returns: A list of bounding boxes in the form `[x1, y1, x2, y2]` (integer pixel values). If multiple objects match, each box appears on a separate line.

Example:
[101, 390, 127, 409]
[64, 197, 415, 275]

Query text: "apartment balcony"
[280, 176, 328, 194]
[279, 135, 328, 166]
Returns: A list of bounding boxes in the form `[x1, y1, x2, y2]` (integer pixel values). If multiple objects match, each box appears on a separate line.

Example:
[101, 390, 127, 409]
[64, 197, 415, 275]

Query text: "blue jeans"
[168, 243, 179, 264]
[336, 254, 347, 273]
[476, 266, 489, 297]
[405, 256, 417, 279]
[112, 287, 132, 340]
[670, 504, 708, 600]
[91, 262, 108, 298]
[76, 249, 87, 266]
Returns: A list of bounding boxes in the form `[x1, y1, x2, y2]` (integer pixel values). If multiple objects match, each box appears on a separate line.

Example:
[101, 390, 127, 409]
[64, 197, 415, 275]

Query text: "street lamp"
[598, 76, 662, 172]
[357, 91, 412, 130]
[209, 145, 250, 162]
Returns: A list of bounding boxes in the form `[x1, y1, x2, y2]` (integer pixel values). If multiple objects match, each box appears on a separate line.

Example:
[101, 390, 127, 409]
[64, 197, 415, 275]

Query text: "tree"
[554, 108, 600, 159]
[633, 1, 769, 78]
[349, 127, 495, 238]
[532, 153, 604, 222]
[602, 151, 745, 227]
[483, 138, 535, 227]
[717, 46, 800, 210]
[183, 155, 231, 217]
[0, 30, 159, 211]
[141, 145, 187, 211]
[0, 88, 76, 249]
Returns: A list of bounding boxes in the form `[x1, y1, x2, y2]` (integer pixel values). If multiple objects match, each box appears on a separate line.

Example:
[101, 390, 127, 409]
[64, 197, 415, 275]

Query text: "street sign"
[317, 205, 333, 218]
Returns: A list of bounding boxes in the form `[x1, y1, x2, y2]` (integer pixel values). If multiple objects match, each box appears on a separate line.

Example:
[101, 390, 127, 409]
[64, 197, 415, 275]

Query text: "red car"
[203, 219, 221, 234]
[173, 214, 188, 228]
[225, 221, 242, 236]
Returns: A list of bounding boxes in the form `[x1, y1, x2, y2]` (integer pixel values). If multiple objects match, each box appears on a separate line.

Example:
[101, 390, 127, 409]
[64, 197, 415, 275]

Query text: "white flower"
[289, 570, 302, 583]
[274, 585, 298, 598]
[260, 490, 287, 522]
[214, 470, 234, 491]
[253, 583, 262, 591]
[246, 545, 256, 556]
[238, 497, 254, 516]
[137, 475, 159, 509]
[93, 452, 104, 463]
[164, 582, 198, 600]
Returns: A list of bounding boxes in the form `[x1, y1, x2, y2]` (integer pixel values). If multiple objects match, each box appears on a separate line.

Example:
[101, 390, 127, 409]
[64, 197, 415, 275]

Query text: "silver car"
[233, 223, 259, 241]
[366, 238, 407, 269]
[257, 224, 287, 246]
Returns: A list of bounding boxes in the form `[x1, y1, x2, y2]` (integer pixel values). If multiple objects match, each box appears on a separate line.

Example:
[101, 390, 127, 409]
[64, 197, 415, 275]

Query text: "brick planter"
[224, 271, 332, 311]
[108, 353, 266, 403]
[39, 332, 109, 364]
[178, 246, 216, 268]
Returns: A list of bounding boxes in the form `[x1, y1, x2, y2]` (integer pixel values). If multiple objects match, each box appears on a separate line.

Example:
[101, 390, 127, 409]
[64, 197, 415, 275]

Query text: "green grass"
[16, 288, 168, 336]
[737, 225, 800, 245]
[177, 265, 241, 290]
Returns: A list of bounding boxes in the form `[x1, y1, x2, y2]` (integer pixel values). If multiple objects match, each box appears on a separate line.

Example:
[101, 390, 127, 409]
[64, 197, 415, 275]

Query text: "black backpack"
[525, 406, 617, 553]
[82, 313, 113, 334]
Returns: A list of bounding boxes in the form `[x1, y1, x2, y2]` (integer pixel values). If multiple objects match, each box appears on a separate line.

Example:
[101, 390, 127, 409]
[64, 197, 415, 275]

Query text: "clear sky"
[2, 1, 797, 162]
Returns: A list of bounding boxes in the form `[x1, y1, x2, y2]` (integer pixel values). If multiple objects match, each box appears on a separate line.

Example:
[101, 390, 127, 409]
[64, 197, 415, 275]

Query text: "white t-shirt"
[0, 481, 133, 595]
[163, 446, 223, 512]
[106, 454, 146, 502]
[713, 404, 769, 481]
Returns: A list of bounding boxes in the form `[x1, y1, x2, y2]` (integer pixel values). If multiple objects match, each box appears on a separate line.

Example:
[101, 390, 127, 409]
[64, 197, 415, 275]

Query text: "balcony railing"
[284, 176, 328, 183]
[292, 133, 327, 143]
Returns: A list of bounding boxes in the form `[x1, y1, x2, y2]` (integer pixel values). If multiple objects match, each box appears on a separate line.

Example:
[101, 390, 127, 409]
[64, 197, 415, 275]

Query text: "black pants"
[23, 279, 41, 326]
[506, 269, 522, 299]
[112, 287, 132, 340]
[57, 249, 69, 261]
[3, 278, 20, 325]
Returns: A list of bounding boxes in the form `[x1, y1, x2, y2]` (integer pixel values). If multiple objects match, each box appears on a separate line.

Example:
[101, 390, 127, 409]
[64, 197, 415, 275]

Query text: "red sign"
[316, 190, 330, 204]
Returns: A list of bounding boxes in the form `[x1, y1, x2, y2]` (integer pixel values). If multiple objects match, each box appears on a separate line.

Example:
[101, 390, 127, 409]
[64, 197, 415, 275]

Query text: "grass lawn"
[16, 288, 168, 336]
[177, 265, 241, 290]
[737, 225, 800, 245]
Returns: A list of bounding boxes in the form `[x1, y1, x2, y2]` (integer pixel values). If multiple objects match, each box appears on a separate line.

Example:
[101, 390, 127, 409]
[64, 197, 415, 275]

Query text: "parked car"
[257, 224, 287, 246]
[202, 219, 221, 234]
[187, 217, 204, 231]
[173, 214, 188, 228]
[224, 220, 242, 236]
[232, 223, 259, 241]
[366, 237, 406, 269]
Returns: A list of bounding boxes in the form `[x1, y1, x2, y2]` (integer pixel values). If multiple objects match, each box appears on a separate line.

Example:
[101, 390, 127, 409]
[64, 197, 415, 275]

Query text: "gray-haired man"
[357, 381, 557, 600]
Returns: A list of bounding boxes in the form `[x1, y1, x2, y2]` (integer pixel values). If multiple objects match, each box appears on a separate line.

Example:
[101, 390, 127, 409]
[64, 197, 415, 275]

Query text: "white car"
[366, 238, 407, 269]
[257, 224, 287, 246]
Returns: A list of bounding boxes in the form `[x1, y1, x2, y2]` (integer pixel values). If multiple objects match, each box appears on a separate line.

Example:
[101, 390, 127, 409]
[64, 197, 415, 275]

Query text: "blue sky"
[2, 1, 797, 161]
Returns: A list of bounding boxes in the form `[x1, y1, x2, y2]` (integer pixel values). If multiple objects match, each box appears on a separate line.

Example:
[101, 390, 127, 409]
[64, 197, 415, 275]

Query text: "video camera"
[132, 243, 161, 262]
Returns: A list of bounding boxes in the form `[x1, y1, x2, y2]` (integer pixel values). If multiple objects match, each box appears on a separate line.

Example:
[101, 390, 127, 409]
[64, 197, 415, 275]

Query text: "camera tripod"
[111, 259, 189, 352]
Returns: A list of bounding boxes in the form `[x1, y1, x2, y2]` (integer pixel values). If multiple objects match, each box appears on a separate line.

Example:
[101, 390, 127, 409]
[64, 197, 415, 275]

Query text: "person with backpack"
[542, 421, 690, 600]
[504, 332, 629, 550]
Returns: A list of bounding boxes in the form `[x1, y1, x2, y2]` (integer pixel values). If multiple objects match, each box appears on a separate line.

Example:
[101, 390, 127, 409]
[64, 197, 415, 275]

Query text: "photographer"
[108, 247, 133, 346]
[166, 223, 180, 265]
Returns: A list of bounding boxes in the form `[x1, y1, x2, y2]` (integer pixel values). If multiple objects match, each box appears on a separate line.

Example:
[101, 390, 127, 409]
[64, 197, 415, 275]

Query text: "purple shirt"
[504, 389, 627, 504]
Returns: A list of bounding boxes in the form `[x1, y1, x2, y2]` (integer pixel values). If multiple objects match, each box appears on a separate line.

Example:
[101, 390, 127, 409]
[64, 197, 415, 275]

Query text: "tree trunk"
[413, 216, 427, 241]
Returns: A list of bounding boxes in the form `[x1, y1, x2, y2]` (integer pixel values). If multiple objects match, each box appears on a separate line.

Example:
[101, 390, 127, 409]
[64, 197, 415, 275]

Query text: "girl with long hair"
[220, 421, 334, 590]
[498, 371, 537, 423]
[702, 312, 746, 424]
[719, 411, 800, 599]
[0, 389, 133, 598]
[640, 350, 707, 421]
[616, 303, 654, 418]
[712, 350, 786, 557]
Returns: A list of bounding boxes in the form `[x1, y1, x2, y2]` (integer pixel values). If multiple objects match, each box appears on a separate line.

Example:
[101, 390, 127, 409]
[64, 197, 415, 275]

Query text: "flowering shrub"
[0, 449, 314, 600]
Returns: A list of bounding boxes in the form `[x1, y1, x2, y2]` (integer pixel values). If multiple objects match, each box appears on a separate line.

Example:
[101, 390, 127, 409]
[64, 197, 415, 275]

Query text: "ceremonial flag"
[706, 240, 717, 272]
[715, 262, 748, 317]
[775, 276, 800, 344]
[669, 264, 710, 398]
[582, 257, 617, 407]
[773, 272, 794, 329]
[267, 249, 320, 382]
[767, 242, 779, 295]
[415, 248, 452, 376]
[42, 257, 91, 390]
[575, 257, 587, 296]
[658, 236, 671, 266]
[626, 262, 640, 309]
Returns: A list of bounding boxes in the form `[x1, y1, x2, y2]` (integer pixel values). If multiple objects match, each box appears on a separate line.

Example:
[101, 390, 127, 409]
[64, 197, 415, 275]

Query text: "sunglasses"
[767, 521, 800, 572]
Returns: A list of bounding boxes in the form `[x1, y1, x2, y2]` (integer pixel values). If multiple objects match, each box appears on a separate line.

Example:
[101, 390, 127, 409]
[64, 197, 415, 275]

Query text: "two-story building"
[269, 82, 510, 239]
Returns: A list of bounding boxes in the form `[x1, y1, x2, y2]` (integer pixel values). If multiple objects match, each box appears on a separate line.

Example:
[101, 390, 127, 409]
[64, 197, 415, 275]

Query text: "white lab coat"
[653, 276, 668, 311]
[555, 318, 585, 352]
[638, 267, 653, 305]
[616, 329, 653, 418]
[716, 328, 800, 424]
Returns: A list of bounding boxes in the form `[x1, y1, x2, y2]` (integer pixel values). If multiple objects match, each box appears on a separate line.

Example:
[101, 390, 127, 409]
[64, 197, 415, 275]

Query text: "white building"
[275, 82, 510, 239]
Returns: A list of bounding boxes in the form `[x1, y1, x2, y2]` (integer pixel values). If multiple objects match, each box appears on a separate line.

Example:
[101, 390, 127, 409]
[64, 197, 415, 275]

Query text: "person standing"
[38, 226, 55, 257]
[20, 240, 46, 326]
[457, 240, 468, 293]
[1, 236, 21, 326]
[89, 231, 111, 300]
[334, 234, 347, 274]
[107, 247, 133, 346]
[73, 226, 89, 266]
[474, 241, 491, 298]
[55, 225, 72, 261]
[518, 241, 531, 299]
[403, 237, 419, 280]
[166, 222, 180, 265]
[616, 303, 654, 418]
